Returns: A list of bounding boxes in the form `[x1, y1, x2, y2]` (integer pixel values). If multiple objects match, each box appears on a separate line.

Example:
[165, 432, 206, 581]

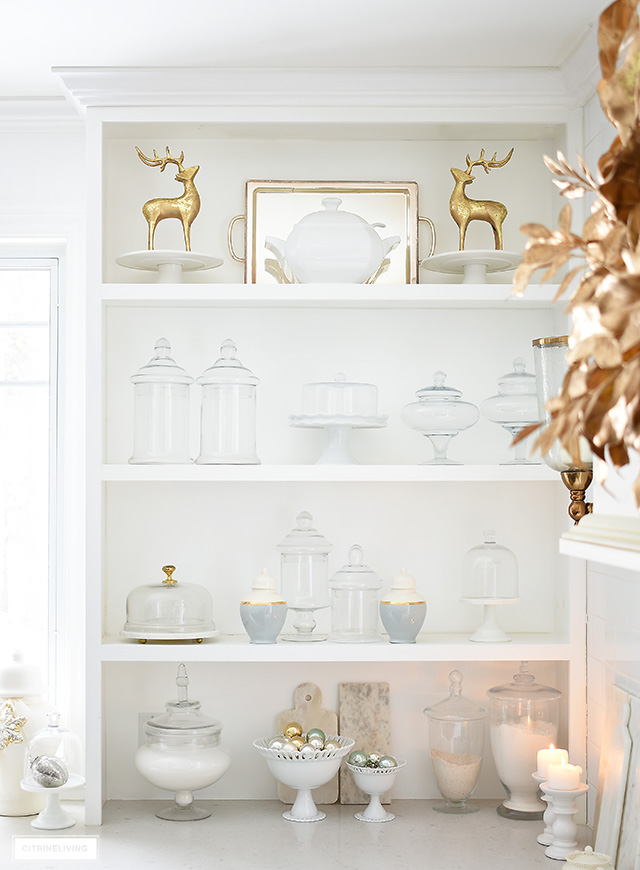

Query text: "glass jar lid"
[329, 544, 383, 590]
[123, 565, 217, 637]
[277, 511, 332, 556]
[487, 661, 562, 702]
[495, 357, 537, 396]
[461, 530, 519, 602]
[424, 670, 487, 721]
[416, 371, 462, 402]
[197, 339, 260, 386]
[130, 337, 193, 385]
[144, 664, 222, 739]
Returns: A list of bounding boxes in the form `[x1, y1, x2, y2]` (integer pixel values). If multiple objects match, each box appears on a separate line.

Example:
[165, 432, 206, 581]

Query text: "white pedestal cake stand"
[116, 250, 223, 283]
[421, 250, 521, 284]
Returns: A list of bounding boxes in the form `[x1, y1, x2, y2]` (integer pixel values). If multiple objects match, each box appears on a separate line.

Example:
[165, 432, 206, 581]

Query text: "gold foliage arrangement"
[512, 0, 640, 506]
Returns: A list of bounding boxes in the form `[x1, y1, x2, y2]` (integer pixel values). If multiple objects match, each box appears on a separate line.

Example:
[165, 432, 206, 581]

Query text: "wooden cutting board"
[339, 681, 391, 804]
[276, 682, 338, 805]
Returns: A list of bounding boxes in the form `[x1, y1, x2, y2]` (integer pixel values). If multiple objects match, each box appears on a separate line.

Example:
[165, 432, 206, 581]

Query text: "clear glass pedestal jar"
[487, 661, 561, 819]
[135, 664, 230, 821]
[480, 357, 540, 465]
[277, 511, 332, 642]
[424, 670, 487, 814]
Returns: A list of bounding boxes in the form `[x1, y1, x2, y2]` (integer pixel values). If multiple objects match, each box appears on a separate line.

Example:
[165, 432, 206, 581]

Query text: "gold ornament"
[283, 721, 303, 739]
[512, 0, 640, 507]
[449, 148, 514, 250]
[0, 700, 27, 751]
[136, 147, 201, 252]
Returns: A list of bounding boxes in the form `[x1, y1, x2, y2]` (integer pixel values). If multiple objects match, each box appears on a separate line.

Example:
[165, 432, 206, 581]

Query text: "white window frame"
[0, 218, 86, 754]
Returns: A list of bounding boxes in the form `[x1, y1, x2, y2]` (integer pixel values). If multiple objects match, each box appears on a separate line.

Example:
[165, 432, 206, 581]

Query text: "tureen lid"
[565, 847, 614, 869]
[424, 670, 487, 721]
[130, 337, 193, 385]
[487, 661, 562, 701]
[277, 511, 332, 555]
[144, 665, 222, 737]
[197, 339, 260, 386]
[329, 544, 383, 590]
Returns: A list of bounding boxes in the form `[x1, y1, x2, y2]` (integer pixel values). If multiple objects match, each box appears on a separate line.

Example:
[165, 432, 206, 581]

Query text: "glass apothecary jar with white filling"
[196, 339, 260, 465]
[129, 337, 193, 464]
[424, 670, 487, 815]
[487, 662, 561, 819]
[329, 544, 383, 643]
[135, 664, 231, 821]
[277, 511, 332, 642]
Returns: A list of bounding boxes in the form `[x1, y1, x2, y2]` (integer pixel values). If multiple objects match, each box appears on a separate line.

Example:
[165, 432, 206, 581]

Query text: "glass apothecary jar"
[487, 662, 561, 819]
[135, 664, 231, 821]
[480, 357, 540, 465]
[129, 337, 193, 464]
[461, 531, 519, 643]
[196, 339, 260, 465]
[379, 568, 426, 643]
[329, 544, 383, 643]
[401, 371, 479, 464]
[277, 511, 332, 642]
[424, 670, 486, 815]
[123, 565, 218, 643]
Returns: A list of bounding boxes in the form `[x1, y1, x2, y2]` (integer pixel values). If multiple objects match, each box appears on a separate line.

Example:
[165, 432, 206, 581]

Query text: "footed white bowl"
[347, 759, 406, 822]
[253, 735, 354, 822]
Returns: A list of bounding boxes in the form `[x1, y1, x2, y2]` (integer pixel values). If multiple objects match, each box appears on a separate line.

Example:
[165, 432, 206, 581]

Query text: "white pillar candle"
[536, 744, 569, 778]
[546, 760, 582, 790]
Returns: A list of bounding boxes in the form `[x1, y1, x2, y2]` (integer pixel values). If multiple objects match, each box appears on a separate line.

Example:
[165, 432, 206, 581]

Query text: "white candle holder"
[532, 771, 556, 846]
[540, 782, 588, 860]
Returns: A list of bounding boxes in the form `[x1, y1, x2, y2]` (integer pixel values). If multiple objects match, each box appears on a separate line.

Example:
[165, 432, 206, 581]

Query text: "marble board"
[339, 681, 391, 805]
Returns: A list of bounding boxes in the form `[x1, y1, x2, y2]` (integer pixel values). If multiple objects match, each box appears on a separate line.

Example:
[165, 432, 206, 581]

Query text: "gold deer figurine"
[449, 148, 514, 250]
[136, 146, 201, 251]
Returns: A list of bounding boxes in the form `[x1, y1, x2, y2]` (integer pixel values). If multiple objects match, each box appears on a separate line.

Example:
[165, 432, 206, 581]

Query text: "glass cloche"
[480, 357, 540, 465]
[402, 371, 479, 464]
[123, 565, 218, 643]
[461, 531, 519, 643]
[135, 664, 231, 820]
[424, 670, 487, 815]
[487, 662, 561, 819]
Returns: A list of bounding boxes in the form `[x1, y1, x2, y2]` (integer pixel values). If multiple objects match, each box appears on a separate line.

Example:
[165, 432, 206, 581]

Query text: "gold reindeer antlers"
[136, 145, 201, 251]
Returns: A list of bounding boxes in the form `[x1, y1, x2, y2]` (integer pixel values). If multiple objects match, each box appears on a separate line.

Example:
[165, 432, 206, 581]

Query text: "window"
[0, 260, 58, 686]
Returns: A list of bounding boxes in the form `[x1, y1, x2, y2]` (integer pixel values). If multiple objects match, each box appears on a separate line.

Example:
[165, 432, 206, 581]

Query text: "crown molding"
[560, 22, 600, 106]
[0, 97, 83, 131]
[53, 65, 590, 112]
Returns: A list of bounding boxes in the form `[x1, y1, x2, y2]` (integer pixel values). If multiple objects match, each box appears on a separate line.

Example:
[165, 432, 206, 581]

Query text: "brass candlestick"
[560, 470, 593, 525]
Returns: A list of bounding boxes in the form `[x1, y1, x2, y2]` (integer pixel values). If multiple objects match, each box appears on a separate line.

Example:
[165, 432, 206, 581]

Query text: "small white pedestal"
[290, 414, 387, 464]
[421, 250, 521, 284]
[116, 250, 223, 283]
[20, 775, 85, 830]
[541, 782, 588, 860]
[532, 771, 556, 846]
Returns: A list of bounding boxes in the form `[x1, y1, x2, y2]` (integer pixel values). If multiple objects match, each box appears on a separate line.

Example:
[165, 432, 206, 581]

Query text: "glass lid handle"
[513, 660, 535, 684]
[220, 338, 237, 360]
[154, 337, 171, 359]
[448, 669, 463, 697]
[512, 357, 526, 374]
[334, 372, 346, 382]
[296, 511, 313, 531]
[162, 565, 178, 586]
[348, 544, 364, 566]
[433, 371, 447, 388]
[483, 529, 497, 544]
[176, 663, 189, 704]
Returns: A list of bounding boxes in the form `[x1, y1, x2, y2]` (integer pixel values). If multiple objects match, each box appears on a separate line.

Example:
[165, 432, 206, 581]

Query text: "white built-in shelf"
[101, 464, 560, 483]
[560, 536, 640, 572]
[101, 282, 561, 309]
[100, 633, 571, 663]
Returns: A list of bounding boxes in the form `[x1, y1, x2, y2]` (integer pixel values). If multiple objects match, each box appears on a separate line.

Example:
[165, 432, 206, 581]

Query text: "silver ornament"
[324, 738, 341, 752]
[348, 749, 368, 767]
[378, 755, 397, 768]
[367, 752, 382, 767]
[308, 736, 325, 751]
[30, 755, 69, 788]
[299, 743, 317, 759]
[268, 736, 286, 750]
[279, 740, 298, 753]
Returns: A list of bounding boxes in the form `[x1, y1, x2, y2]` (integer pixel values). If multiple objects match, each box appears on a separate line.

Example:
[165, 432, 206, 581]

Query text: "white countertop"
[0, 799, 591, 869]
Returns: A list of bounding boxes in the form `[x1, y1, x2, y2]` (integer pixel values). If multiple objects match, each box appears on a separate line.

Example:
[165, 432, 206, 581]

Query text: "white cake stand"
[20, 775, 85, 829]
[421, 250, 521, 284]
[460, 597, 519, 642]
[116, 250, 223, 283]
[290, 414, 387, 464]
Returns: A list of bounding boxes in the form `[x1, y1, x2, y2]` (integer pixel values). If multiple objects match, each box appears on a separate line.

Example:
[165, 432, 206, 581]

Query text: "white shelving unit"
[56, 67, 588, 825]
